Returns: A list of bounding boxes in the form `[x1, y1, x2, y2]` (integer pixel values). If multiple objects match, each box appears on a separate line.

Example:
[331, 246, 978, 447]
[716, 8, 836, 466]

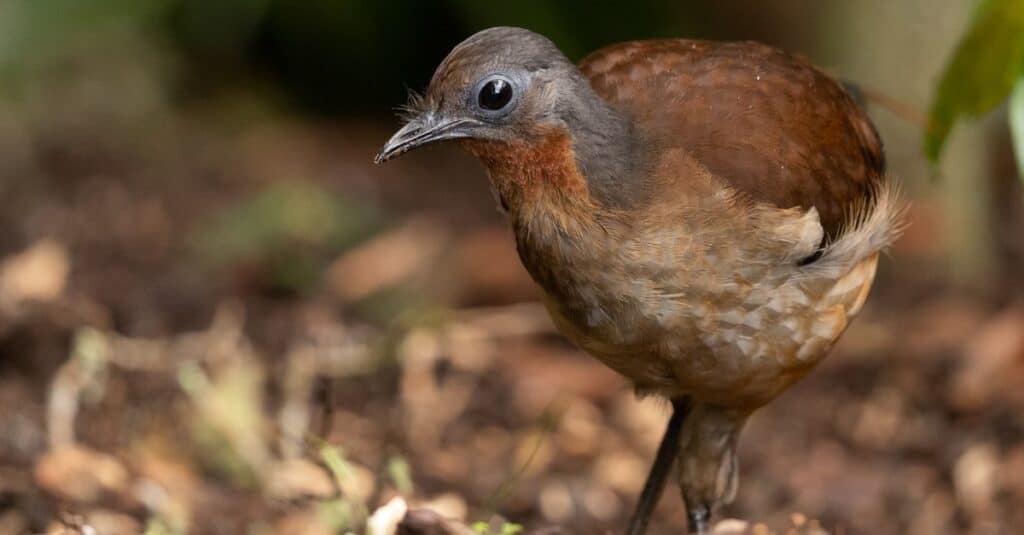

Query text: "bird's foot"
[687, 504, 711, 534]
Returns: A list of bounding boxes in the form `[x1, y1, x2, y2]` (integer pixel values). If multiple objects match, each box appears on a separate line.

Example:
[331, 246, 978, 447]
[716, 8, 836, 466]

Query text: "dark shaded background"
[1, 1, 1023, 534]
[171, 2, 829, 114]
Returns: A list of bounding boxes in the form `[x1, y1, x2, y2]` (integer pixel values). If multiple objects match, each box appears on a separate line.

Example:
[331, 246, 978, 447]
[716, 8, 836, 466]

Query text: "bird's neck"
[565, 89, 644, 209]
[461, 90, 640, 212]
[462, 128, 590, 211]
[460, 117, 635, 305]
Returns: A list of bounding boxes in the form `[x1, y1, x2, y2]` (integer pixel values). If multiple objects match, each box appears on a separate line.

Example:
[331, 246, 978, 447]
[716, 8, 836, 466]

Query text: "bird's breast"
[508, 177, 878, 406]
[460, 128, 591, 210]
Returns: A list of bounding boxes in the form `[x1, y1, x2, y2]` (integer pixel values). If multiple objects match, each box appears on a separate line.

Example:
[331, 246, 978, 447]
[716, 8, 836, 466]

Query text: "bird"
[375, 27, 902, 534]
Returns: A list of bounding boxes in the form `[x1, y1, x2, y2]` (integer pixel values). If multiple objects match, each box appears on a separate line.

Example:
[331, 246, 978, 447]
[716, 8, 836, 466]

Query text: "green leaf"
[317, 498, 357, 532]
[925, 0, 1024, 161]
[501, 523, 524, 535]
[386, 455, 414, 495]
[319, 443, 356, 488]
[1010, 77, 1024, 179]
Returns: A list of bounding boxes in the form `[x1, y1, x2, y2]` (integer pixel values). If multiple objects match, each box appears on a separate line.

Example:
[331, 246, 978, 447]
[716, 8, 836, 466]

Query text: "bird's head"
[375, 27, 590, 164]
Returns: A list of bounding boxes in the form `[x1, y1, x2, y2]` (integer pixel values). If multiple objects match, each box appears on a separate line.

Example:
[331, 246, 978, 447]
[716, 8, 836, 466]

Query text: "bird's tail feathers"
[812, 179, 906, 275]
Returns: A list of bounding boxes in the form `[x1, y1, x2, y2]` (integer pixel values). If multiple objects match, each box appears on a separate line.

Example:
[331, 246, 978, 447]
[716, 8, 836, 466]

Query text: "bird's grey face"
[375, 27, 572, 163]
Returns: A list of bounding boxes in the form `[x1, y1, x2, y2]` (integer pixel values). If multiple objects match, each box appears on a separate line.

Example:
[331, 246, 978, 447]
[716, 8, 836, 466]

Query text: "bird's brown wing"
[578, 39, 885, 239]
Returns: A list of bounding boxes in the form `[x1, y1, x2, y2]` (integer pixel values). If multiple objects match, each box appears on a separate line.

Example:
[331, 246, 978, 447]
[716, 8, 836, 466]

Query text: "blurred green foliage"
[0, 0, 170, 90]
[318, 443, 369, 531]
[177, 358, 265, 487]
[1011, 80, 1024, 175]
[141, 518, 181, 535]
[926, 0, 1024, 171]
[386, 455, 414, 495]
[192, 180, 379, 292]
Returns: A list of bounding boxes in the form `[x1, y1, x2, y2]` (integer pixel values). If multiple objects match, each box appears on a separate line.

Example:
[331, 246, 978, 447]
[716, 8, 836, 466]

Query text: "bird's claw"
[687, 504, 711, 534]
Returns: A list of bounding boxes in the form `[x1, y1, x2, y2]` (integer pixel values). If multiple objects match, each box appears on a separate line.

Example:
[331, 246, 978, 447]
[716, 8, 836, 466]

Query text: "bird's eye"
[477, 78, 514, 112]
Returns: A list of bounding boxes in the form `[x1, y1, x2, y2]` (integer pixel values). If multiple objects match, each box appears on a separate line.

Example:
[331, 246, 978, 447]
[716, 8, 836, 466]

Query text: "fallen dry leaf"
[712, 519, 751, 534]
[367, 496, 409, 535]
[0, 239, 69, 311]
[325, 216, 450, 302]
[275, 505, 337, 535]
[953, 443, 999, 518]
[592, 451, 647, 496]
[538, 481, 574, 522]
[35, 445, 130, 503]
[84, 509, 141, 535]
[413, 492, 468, 522]
[949, 306, 1024, 411]
[264, 458, 336, 501]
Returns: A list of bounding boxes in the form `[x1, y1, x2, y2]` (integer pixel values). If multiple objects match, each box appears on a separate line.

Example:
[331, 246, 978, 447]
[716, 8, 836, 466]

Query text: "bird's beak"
[374, 114, 480, 164]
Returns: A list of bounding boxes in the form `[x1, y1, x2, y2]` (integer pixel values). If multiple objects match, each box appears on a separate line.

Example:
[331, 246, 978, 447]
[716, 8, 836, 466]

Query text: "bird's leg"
[625, 397, 692, 535]
[677, 404, 751, 534]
